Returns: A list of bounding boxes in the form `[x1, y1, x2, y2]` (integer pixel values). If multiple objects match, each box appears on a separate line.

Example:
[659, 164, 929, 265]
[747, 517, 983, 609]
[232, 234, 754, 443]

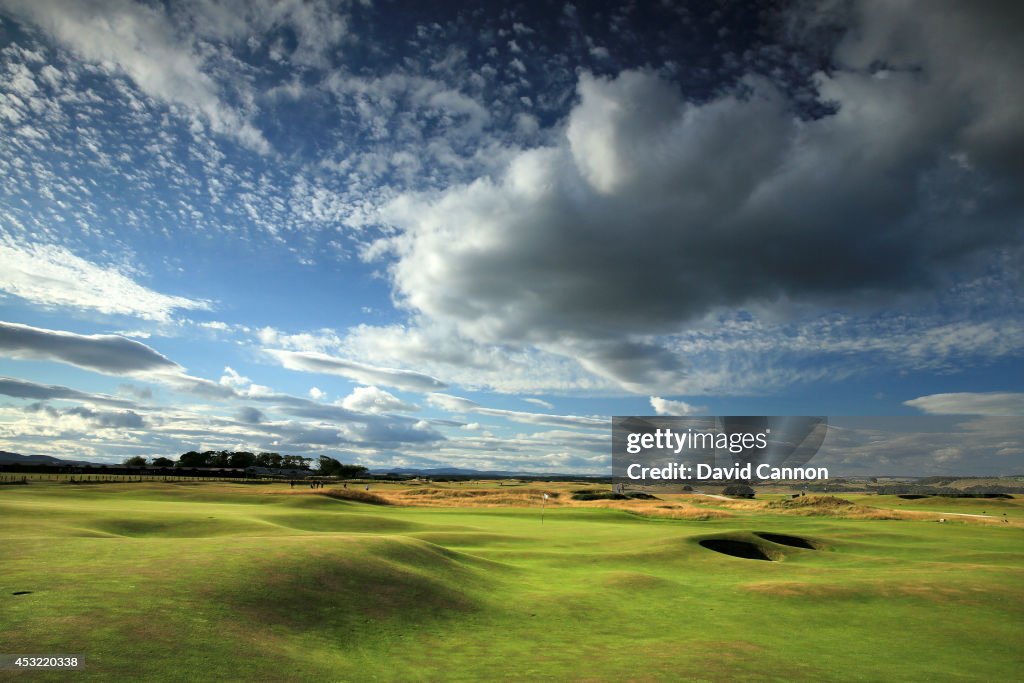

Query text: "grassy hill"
[1, 482, 1022, 681]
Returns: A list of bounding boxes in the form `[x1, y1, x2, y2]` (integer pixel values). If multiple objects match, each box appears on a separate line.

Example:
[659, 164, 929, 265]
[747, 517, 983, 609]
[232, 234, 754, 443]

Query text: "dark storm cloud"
[0, 321, 181, 375]
[0, 376, 134, 407]
[375, 2, 1024, 386]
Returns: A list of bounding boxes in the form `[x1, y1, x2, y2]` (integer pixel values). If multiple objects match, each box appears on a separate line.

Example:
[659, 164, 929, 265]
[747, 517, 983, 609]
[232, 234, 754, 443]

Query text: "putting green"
[1, 483, 1022, 681]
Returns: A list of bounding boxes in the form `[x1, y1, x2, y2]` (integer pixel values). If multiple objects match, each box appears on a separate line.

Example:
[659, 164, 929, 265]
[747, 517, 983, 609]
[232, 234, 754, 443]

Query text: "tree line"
[122, 452, 369, 477]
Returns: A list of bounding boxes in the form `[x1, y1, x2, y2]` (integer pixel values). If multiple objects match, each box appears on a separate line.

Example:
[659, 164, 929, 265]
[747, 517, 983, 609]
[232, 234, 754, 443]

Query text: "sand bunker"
[699, 539, 775, 561]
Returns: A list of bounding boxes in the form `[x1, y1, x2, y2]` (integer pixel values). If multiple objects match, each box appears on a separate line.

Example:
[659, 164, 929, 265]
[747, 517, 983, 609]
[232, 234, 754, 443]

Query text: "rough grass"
[316, 487, 393, 504]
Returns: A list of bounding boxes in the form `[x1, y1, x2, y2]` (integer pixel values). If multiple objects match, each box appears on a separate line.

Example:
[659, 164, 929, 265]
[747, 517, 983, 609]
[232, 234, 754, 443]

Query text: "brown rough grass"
[271, 484, 1015, 525]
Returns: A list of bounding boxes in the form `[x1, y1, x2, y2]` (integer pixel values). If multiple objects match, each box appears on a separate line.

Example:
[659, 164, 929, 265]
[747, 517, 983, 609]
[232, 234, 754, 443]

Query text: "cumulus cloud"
[371, 2, 1024, 391]
[0, 321, 181, 375]
[266, 349, 447, 392]
[904, 393, 1024, 416]
[650, 396, 705, 416]
[340, 386, 419, 414]
[0, 240, 209, 321]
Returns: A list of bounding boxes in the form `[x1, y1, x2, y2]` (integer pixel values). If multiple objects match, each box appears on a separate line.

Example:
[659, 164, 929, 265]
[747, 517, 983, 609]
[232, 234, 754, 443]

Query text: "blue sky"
[0, 0, 1021, 472]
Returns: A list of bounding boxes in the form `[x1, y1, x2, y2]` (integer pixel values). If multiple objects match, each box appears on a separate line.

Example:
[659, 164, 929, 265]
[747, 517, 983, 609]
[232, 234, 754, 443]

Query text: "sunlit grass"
[1, 481, 1021, 681]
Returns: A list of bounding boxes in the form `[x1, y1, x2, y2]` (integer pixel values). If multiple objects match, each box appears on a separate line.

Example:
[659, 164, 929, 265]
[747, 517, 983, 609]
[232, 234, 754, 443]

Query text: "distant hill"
[0, 451, 100, 466]
[378, 466, 604, 479]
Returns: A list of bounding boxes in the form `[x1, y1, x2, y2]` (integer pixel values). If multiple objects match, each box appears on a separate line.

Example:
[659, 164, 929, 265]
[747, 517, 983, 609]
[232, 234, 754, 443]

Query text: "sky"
[0, 0, 1021, 473]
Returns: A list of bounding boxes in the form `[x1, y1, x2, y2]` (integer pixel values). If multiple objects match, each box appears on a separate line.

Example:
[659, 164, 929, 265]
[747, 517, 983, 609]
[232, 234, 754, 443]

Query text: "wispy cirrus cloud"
[266, 349, 447, 392]
[0, 240, 209, 321]
[427, 393, 607, 429]
[905, 393, 1024, 416]
[0, 0, 271, 152]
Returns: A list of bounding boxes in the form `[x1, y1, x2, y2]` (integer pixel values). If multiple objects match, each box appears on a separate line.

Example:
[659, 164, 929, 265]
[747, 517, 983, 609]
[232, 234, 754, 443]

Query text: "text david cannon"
[625, 463, 829, 481]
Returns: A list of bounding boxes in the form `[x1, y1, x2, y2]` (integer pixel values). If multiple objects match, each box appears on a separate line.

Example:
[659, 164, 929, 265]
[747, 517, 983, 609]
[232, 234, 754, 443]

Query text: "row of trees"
[121, 452, 368, 477]
[177, 451, 313, 469]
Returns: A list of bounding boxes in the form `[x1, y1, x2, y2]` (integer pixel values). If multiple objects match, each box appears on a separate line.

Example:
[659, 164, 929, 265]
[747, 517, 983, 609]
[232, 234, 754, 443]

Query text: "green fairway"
[2, 483, 1022, 682]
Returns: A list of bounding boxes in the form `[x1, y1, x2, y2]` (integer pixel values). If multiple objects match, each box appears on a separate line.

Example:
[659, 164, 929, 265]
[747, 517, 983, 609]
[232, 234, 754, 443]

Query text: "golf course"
[2, 481, 1022, 682]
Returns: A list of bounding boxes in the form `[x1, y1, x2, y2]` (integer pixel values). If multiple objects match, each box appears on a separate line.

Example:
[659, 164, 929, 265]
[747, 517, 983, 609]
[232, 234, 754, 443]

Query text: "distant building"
[245, 466, 312, 478]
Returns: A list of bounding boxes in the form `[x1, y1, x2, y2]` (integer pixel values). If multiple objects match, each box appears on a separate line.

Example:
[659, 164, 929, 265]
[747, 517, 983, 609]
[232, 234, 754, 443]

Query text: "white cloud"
[904, 393, 1024, 416]
[266, 349, 447, 392]
[257, 326, 343, 353]
[425, 393, 479, 413]
[650, 396, 706, 416]
[341, 322, 614, 394]
[427, 392, 607, 429]
[340, 385, 418, 414]
[0, 320, 181, 375]
[219, 366, 251, 388]
[308, 387, 326, 400]
[0, 240, 209, 321]
[523, 397, 554, 410]
[0, 0, 271, 152]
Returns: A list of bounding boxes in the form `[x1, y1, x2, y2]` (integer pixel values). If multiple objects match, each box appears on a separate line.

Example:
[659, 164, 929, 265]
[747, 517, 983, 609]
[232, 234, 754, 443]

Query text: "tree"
[228, 451, 256, 468]
[280, 455, 311, 469]
[123, 456, 147, 467]
[256, 452, 282, 468]
[206, 450, 230, 468]
[722, 483, 755, 499]
[151, 457, 174, 467]
[177, 451, 208, 467]
[316, 456, 368, 478]
[318, 455, 340, 476]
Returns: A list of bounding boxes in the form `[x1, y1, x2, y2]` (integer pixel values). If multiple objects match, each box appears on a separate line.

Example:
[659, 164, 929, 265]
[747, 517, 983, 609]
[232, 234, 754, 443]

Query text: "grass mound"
[572, 491, 628, 501]
[768, 495, 854, 510]
[89, 516, 272, 538]
[387, 487, 558, 507]
[318, 488, 392, 505]
[213, 536, 489, 634]
[753, 531, 821, 550]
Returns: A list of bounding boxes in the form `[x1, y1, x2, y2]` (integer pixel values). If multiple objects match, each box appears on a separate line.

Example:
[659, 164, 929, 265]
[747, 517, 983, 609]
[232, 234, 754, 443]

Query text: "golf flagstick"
[541, 492, 548, 524]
